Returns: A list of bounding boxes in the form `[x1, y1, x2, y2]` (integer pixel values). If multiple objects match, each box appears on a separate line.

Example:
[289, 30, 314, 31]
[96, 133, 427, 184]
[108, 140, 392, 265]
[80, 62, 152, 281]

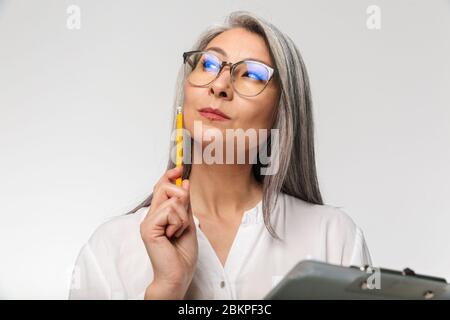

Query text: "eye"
[202, 55, 220, 72]
[240, 62, 269, 81]
[243, 71, 264, 81]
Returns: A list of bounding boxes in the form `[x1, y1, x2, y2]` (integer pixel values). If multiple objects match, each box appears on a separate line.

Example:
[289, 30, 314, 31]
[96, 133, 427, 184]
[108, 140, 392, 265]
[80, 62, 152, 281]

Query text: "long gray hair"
[127, 11, 323, 239]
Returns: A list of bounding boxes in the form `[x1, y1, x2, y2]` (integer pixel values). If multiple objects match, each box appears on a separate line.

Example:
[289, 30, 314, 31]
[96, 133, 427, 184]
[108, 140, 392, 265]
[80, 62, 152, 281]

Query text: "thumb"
[181, 179, 192, 216]
[181, 179, 189, 191]
[181, 179, 190, 208]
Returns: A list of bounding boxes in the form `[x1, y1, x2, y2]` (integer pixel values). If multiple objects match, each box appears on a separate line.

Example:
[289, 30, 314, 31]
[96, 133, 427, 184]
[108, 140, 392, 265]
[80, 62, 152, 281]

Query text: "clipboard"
[264, 260, 450, 300]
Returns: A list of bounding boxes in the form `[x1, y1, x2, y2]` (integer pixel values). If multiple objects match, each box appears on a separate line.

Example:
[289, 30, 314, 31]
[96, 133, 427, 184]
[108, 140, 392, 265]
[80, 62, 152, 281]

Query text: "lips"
[198, 107, 230, 121]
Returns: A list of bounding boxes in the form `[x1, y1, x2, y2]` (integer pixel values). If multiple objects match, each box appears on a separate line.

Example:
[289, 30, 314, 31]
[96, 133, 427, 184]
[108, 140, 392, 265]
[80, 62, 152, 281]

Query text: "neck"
[188, 162, 263, 220]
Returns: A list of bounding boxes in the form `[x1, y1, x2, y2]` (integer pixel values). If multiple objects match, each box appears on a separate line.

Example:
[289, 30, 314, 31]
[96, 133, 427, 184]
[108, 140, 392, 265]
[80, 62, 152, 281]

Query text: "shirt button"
[220, 281, 226, 288]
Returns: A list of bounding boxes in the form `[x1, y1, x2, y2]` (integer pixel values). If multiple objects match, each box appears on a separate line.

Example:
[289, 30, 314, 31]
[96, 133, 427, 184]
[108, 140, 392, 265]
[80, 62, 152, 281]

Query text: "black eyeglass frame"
[182, 50, 277, 97]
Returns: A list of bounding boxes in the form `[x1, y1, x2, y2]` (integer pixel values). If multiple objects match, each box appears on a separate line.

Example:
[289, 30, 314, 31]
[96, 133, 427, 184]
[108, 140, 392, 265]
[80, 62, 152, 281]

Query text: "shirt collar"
[192, 199, 263, 228]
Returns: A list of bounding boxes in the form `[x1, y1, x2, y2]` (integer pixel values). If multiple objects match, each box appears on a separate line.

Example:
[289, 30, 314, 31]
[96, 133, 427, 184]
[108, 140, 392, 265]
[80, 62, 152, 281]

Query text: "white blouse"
[68, 192, 372, 300]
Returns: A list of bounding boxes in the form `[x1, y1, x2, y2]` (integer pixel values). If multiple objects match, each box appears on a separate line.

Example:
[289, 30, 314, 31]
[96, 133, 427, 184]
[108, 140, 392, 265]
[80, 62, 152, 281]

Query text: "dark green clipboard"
[264, 260, 450, 300]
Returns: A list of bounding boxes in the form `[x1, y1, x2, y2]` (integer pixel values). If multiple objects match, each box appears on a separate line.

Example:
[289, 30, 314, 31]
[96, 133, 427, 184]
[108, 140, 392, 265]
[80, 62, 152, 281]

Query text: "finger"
[173, 206, 194, 238]
[165, 211, 183, 238]
[141, 205, 180, 242]
[154, 197, 189, 223]
[165, 198, 190, 238]
[153, 196, 178, 212]
[169, 200, 190, 238]
[181, 179, 189, 191]
[177, 212, 196, 238]
[162, 166, 183, 184]
[168, 167, 184, 184]
[152, 166, 183, 193]
[150, 198, 189, 237]
[179, 179, 190, 209]
[174, 226, 185, 238]
[151, 182, 188, 210]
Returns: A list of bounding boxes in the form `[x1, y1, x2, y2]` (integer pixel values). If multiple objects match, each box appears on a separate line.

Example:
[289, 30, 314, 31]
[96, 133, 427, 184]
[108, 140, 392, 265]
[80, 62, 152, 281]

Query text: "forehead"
[205, 28, 274, 66]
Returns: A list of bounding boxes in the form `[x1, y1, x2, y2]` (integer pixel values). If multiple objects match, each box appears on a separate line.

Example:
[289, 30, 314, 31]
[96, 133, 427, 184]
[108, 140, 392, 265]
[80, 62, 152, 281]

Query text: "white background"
[0, 0, 449, 299]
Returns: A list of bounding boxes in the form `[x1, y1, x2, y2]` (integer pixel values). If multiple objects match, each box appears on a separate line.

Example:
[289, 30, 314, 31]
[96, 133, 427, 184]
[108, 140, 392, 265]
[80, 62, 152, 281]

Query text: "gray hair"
[127, 10, 323, 239]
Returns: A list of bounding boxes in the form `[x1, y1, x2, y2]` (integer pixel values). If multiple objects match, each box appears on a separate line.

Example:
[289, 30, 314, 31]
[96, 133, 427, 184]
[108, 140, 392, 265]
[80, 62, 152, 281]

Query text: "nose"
[209, 65, 233, 100]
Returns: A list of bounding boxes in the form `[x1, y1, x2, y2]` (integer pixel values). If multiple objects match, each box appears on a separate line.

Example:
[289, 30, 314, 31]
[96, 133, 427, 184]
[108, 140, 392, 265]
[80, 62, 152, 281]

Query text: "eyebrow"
[205, 46, 274, 67]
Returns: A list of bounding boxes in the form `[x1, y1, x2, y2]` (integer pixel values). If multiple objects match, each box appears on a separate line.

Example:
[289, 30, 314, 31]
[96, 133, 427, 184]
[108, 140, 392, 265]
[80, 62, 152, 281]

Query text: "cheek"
[183, 83, 196, 111]
[240, 83, 279, 130]
[238, 99, 278, 131]
[182, 102, 196, 137]
[182, 84, 201, 133]
[182, 85, 223, 142]
[258, 88, 280, 128]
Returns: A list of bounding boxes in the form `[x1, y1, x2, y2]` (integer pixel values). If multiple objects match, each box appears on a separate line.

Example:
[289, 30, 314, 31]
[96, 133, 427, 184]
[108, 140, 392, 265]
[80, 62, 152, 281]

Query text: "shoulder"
[281, 192, 358, 233]
[70, 207, 150, 299]
[85, 207, 149, 257]
[280, 192, 371, 266]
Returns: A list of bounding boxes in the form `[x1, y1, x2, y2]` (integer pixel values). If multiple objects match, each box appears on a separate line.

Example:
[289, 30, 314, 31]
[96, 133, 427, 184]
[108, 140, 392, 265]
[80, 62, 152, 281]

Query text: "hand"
[140, 166, 198, 299]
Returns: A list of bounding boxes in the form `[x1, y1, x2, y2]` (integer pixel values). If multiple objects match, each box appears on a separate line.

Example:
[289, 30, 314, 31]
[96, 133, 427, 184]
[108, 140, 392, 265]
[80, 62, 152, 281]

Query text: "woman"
[69, 11, 372, 300]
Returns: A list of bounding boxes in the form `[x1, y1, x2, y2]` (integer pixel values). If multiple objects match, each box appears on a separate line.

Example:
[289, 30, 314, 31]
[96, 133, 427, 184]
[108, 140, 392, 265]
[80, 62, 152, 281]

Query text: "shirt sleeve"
[68, 243, 111, 300]
[349, 227, 373, 267]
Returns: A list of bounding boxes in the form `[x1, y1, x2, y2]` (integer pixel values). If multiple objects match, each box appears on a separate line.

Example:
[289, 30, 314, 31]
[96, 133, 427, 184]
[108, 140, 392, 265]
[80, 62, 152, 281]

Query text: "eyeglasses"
[183, 50, 276, 97]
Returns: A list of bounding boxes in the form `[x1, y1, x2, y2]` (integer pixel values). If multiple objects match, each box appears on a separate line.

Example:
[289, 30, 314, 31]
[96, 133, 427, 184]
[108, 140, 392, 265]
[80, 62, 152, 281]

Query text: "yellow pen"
[175, 105, 183, 186]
